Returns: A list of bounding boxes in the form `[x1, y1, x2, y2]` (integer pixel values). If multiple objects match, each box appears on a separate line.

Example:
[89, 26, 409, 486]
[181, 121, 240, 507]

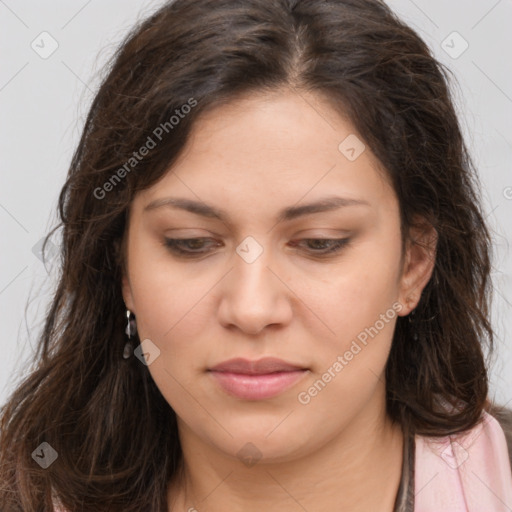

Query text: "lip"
[208, 357, 309, 400]
[209, 357, 306, 374]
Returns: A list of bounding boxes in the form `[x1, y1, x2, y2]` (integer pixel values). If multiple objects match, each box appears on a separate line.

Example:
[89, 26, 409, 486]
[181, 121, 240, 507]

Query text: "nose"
[217, 244, 293, 335]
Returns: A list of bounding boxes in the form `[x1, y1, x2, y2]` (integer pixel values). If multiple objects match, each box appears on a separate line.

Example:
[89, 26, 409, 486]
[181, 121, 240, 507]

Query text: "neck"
[167, 389, 404, 512]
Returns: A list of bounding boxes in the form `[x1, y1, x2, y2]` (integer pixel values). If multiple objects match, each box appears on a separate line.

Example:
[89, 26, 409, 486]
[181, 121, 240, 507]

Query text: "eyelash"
[162, 237, 351, 258]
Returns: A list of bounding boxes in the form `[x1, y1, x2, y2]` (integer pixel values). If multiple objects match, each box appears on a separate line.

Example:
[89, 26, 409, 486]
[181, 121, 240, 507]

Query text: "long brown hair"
[0, 0, 498, 510]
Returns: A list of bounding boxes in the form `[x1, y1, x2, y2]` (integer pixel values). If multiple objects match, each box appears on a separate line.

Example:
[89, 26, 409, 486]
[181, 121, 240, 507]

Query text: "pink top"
[53, 411, 512, 511]
[414, 411, 512, 511]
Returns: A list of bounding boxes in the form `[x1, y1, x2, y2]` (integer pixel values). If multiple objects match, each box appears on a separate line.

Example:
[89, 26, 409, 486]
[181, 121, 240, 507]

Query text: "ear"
[397, 217, 438, 316]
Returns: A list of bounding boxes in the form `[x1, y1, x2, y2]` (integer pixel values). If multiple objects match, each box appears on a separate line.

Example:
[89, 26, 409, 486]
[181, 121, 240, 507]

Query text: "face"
[122, 89, 435, 463]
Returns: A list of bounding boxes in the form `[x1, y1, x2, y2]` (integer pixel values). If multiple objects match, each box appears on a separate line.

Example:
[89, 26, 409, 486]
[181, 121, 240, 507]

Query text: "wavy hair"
[0, 0, 497, 510]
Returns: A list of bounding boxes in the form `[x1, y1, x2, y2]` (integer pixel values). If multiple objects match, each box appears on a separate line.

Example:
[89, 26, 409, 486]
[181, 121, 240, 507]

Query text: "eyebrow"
[143, 195, 370, 224]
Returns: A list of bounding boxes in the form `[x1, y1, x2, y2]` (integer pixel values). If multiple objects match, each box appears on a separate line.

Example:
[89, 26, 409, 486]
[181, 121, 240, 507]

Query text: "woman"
[1, 0, 511, 510]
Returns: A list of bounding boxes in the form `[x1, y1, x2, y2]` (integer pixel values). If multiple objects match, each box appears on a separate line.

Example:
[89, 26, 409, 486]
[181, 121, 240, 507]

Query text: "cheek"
[127, 236, 206, 340]
[307, 249, 401, 342]
[127, 252, 210, 413]
[295, 273, 400, 421]
[298, 235, 402, 386]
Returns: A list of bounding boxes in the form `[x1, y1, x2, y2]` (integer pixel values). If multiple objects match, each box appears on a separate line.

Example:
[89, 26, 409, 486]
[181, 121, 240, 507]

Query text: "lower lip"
[209, 370, 308, 400]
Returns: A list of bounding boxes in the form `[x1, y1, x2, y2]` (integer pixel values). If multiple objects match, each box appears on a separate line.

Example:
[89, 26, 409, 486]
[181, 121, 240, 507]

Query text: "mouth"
[207, 357, 309, 400]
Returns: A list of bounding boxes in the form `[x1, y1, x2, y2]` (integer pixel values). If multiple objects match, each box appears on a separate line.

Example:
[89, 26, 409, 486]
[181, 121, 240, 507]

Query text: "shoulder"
[414, 408, 512, 510]
[415, 405, 512, 467]
[415, 408, 512, 467]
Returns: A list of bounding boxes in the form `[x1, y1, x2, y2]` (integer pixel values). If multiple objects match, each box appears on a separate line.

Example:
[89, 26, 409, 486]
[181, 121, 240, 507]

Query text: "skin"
[121, 87, 437, 512]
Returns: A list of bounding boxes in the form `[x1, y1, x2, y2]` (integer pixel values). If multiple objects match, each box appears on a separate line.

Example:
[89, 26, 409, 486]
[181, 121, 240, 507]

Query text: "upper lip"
[209, 357, 306, 375]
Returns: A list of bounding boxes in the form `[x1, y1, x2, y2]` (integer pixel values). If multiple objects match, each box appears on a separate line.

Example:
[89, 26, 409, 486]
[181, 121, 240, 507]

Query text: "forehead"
[133, 89, 396, 221]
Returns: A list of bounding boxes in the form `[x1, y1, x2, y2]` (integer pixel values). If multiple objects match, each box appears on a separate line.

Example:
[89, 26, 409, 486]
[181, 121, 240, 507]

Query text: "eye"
[289, 238, 351, 256]
[162, 237, 218, 256]
[162, 237, 351, 258]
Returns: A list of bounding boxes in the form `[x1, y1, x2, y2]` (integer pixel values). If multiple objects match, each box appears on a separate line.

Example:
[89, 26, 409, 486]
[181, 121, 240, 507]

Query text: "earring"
[123, 309, 137, 359]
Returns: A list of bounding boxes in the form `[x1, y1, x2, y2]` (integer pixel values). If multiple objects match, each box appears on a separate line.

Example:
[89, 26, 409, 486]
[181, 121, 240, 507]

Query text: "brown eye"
[162, 237, 219, 256]
[290, 238, 351, 256]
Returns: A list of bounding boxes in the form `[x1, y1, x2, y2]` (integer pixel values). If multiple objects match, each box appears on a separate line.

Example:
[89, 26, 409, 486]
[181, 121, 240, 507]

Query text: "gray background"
[1, 0, 511, 407]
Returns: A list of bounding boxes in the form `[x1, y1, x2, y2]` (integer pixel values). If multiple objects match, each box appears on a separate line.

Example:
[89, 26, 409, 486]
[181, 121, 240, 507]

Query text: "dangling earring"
[123, 309, 137, 359]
